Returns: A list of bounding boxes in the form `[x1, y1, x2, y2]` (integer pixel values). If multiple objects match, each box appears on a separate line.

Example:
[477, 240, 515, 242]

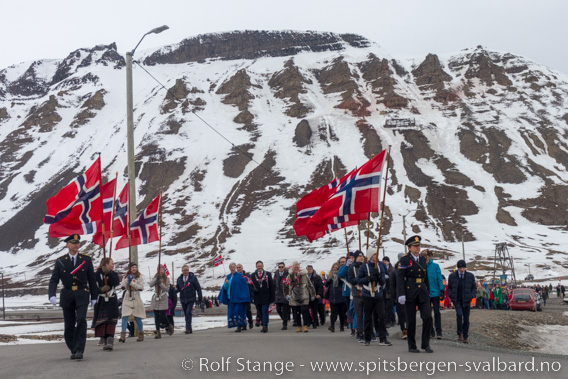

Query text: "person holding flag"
[92, 257, 120, 351]
[176, 264, 202, 334]
[119, 263, 146, 342]
[48, 234, 98, 360]
[150, 264, 174, 338]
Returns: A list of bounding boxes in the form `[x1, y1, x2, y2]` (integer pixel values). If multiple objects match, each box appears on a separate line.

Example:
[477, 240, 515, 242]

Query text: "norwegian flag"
[305, 219, 360, 242]
[115, 193, 161, 249]
[91, 179, 117, 247]
[307, 150, 387, 230]
[92, 181, 128, 246]
[163, 263, 170, 276]
[214, 254, 223, 267]
[293, 169, 356, 237]
[45, 158, 102, 237]
[282, 277, 290, 286]
[244, 275, 253, 285]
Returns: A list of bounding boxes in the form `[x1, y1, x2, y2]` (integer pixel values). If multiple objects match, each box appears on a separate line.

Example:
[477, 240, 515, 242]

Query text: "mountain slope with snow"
[0, 31, 567, 297]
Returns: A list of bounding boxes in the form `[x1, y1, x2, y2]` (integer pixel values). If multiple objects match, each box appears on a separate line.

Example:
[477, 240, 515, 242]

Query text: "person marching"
[306, 265, 324, 329]
[119, 262, 146, 342]
[251, 260, 275, 333]
[357, 247, 391, 347]
[92, 257, 120, 351]
[424, 250, 444, 339]
[48, 235, 98, 360]
[219, 262, 250, 332]
[236, 264, 255, 330]
[396, 235, 433, 353]
[325, 262, 347, 332]
[447, 260, 476, 343]
[288, 261, 316, 333]
[347, 250, 365, 342]
[390, 253, 407, 340]
[273, 262, 291, 330]
[176, 264, 202, 334]
[149, 264, 174, 338]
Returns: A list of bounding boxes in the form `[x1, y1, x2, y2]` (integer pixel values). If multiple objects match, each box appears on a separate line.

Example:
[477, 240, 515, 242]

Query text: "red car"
[509, 288, 541, 311]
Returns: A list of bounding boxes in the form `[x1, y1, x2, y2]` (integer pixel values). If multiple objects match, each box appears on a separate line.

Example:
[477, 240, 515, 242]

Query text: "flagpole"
[158, 192, 163, 267]
[344, 228, 350, 257]
[98, 153, 106, 259]
[127, 181, 132, 265]
[108, 172, 118, 259]
[358, 221, 362, 252]
[371, 146, 391, 295]
[366, 213, 371, 250]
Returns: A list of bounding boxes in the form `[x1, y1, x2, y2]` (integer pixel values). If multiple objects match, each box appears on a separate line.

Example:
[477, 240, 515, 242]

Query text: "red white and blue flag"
[294, 150, 387, 241]
[214, 255, 223, 267]
[45, 158, 103, 238]
[91, 179, 117, 247]
[163, 263, 170, 276]
[115, 193, 161, 249]
[92, 181, 128, 246]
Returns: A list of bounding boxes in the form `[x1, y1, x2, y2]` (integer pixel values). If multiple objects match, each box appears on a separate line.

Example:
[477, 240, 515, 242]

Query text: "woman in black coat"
[92, 257, 120, 350]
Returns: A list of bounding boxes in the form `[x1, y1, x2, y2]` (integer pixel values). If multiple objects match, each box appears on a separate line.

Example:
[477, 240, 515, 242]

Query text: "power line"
[134, 61, 272, 173]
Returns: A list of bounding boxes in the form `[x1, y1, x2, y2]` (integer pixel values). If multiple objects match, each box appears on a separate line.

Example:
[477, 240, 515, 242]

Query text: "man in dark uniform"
[396, 235, 433, 353]
[48, 234, 98, 359]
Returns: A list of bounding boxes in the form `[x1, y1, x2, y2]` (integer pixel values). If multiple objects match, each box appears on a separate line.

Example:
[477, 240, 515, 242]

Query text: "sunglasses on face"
[278, 266, 284, 269]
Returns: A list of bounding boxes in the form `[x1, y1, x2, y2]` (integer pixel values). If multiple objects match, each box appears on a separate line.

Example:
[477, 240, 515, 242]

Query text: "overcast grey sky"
[2, 0, 567, 74]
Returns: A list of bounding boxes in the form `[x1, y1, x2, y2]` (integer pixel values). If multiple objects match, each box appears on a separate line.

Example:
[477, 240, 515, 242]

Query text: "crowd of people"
[48, 233, 562, 360]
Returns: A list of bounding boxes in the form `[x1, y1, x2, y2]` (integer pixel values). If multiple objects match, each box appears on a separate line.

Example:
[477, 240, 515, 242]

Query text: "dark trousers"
[395, 302, 406, 331]
[430, 297, 442, 334]
[455, 302, 471, 338]
[353, 296, 364, 336]
[293, 305, 311, 327]
[154, 309, 170, 330]
[330, 302, 346, 328]
[317, 301, 326, 324]
[309, 300, 320, 326]
[255, 303, 269, 327]
[276, 303, 290, 325]
[363, 297, 386, 342]
[384, 297, 395, 324]
[181, 301, 194, 330]
[62, 302, 88, 354]
[405, 298, 432, 350]
[245, 302, 252, 324]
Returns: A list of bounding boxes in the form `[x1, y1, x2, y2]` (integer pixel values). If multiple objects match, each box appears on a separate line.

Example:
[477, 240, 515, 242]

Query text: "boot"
[402, 330, 407, 339]
[103, 337, 114, 350]
[242, 325, 247, 330]
[262, 326, 267, 333]
[119, 332, 126, 343]
[235, 326, 242, 333]
[167, 324, 174, 336]
[97, 337, 104, 346]
[303, 325, 309, 333]
[155, 330, 161, 339]
[296, 326, 303, 333]
[137, 331, 144, 342]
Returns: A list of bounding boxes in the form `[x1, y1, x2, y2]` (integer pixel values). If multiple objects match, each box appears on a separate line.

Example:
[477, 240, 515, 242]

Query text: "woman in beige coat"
[149, 264, 173, 338]
[287, 261, 316, 333]
[119, 263, 145, 342]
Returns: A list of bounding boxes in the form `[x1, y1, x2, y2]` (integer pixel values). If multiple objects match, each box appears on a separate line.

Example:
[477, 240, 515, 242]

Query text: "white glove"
[398, 295, 406, 305]
[91, 300, 97, 307]
[310, 297, 315, 301]
[285, 295, 291, 302]
[49, 296, 57, 306]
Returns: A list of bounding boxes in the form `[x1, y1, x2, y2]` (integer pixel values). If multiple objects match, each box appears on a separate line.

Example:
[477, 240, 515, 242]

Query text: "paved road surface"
[1, 322, 566, 378]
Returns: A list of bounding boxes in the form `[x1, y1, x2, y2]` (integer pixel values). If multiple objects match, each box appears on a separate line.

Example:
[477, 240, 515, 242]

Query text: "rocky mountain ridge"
[1, 30, 567, 296]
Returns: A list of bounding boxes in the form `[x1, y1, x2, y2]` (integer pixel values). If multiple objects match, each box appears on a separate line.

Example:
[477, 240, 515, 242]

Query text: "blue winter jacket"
[337, 264, 352, 297]
[426, 260, 444, 298]
[356, 261, 385, 299]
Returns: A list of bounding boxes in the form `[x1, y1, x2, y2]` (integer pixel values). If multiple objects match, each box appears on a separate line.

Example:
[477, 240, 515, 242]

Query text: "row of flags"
[43, 157, 161, 250]
[293, 149, 388, 242]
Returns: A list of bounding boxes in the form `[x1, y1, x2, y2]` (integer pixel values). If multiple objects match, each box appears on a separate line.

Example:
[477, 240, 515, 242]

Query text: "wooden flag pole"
[344, 228, 350, 257]
[108, 172, 118, 259]
[366, 213, 371, 251]
[358, 221, 362, 252]
[98, 153, 106, 259]
[371, 146, 392, 295]
[158, 192, 163, 267]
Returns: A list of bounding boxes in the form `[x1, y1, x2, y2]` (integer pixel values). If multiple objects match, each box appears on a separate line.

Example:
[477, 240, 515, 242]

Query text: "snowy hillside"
[1, 31, 567, 301]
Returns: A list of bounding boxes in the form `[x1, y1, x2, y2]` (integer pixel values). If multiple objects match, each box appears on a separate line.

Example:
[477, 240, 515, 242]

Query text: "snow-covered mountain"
[1, 30, 567, 298]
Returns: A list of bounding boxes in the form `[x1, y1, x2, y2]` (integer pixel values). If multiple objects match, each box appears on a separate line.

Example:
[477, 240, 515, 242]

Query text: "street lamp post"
[126, 25, 169, 265]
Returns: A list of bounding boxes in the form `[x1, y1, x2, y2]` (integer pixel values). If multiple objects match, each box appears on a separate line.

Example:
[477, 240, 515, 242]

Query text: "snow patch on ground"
[518, 324, 568, 355]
